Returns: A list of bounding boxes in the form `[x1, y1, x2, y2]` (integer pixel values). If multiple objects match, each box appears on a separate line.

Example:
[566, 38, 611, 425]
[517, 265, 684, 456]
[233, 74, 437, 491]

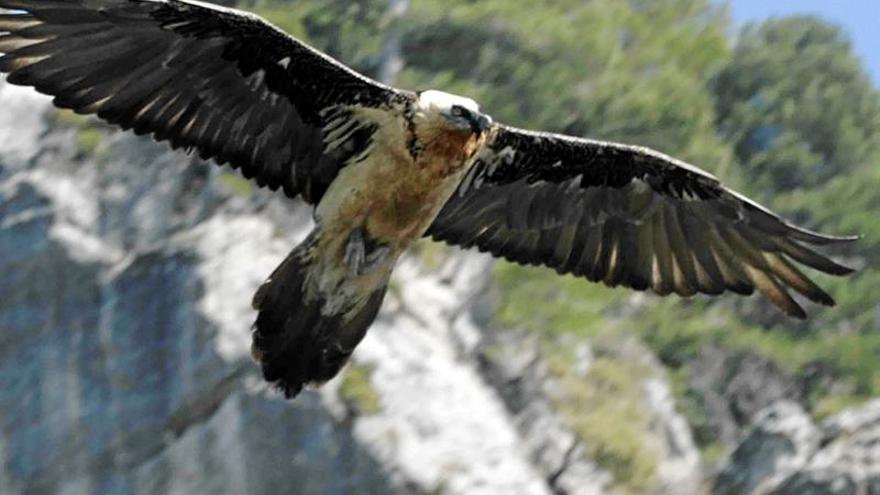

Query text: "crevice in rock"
[547, 438, 581, 495]
[166, 365, 249, 439]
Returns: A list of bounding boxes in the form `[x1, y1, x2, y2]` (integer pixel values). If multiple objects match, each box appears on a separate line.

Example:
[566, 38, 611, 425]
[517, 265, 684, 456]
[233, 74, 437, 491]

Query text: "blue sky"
[722, 0, 879, 86]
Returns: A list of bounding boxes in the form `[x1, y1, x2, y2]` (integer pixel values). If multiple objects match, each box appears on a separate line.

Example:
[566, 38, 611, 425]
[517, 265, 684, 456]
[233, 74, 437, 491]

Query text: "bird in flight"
[0, 0, 857, 398]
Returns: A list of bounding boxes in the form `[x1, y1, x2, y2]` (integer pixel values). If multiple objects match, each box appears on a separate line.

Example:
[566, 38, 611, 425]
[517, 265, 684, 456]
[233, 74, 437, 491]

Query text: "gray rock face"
[480, 331, 703, 495]
[715, 400, 880, 495]
[1, 82, 657, 494]
[478, 330, 615, 495]
[689, 345, 804, 448]
[714, 401, 821, 495]
[0, 83, 392, 495]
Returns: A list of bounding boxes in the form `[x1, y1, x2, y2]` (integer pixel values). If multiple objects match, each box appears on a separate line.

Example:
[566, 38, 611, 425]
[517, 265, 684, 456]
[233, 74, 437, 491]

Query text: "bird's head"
[416, 90, 493, 135]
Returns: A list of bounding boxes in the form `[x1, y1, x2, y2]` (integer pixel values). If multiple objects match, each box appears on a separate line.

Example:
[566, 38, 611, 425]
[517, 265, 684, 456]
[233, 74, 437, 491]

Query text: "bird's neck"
[412, 116, 486, 179]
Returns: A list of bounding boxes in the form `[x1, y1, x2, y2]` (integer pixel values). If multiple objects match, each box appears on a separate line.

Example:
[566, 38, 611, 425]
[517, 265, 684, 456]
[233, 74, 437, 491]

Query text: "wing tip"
[826, 261, 858, 277]
[790, 306, 808, 320]
[815, 293, 836, 308]
[798, 285, 836, 308]
[791, 226, 862, 246]
[813, 232, 861, 245]
[840, 266, 857, 276]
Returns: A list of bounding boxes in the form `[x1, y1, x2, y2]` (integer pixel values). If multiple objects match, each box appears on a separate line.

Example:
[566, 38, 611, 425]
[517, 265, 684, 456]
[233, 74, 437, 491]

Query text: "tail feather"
[251, 235, 387, 399]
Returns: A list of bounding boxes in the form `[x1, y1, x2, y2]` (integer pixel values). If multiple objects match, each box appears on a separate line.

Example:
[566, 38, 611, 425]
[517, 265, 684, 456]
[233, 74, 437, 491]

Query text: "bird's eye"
[451, 105, 466, 117]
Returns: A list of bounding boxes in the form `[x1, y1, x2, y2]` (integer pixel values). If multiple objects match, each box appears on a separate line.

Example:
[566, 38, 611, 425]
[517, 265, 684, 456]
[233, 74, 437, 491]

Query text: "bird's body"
[250, 89, 492, 395]
[316, 92, 487, 264]
[273, 92, 488, 363]
[0, 0, 859, 399]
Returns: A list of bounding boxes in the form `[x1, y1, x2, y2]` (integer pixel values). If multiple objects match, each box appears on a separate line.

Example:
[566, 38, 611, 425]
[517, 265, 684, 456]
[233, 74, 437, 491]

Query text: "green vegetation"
[339, 362, 382, 415]
[498, 272, 880, 410]
[410, 238, 452, 272]
[52, 109, 108, 159]
[550, 350, 660, 493]
[713, 17, 880, 333]
[217, 172, 256, 198]
[76, 128, 104, 158]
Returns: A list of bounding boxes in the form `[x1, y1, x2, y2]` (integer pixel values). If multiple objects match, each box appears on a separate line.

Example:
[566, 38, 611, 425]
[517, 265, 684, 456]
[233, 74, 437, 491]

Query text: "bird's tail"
[250, 233, 388, 399]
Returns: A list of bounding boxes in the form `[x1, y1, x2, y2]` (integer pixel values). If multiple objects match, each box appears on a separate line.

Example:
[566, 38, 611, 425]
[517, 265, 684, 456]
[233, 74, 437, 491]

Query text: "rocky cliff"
[0, 81, 603, 495]
[715, 400, 880, 494]
[0, 80, 878, 495]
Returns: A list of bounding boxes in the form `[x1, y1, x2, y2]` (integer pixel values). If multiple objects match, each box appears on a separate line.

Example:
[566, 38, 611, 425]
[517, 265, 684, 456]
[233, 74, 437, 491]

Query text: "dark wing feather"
[0, 0, 411, 204]
[428, 125, 858, 319]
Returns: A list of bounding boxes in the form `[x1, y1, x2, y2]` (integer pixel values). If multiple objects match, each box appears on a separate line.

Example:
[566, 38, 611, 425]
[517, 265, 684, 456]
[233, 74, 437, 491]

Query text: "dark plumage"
[429, 126, 856, 318]
[0, 0, 406, 202]
[0, 0, 858, 398]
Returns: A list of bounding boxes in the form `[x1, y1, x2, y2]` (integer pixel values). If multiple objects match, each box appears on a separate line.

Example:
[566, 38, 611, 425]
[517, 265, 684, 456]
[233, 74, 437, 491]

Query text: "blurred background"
[1, 0, 878, 494]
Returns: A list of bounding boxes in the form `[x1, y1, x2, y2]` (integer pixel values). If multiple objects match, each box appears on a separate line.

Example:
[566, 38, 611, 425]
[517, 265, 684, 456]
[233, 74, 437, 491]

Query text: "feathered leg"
[251, 230, 389, 398]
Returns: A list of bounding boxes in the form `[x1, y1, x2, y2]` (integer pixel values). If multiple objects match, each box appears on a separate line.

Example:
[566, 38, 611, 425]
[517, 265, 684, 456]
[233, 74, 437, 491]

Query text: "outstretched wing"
[0, 0, 411, 204]
[428, 125, 857, 318]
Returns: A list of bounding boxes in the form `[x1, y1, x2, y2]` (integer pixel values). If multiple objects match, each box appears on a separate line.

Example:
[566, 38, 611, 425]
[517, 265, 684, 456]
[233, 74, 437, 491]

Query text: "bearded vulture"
[0, 0, 858, 398]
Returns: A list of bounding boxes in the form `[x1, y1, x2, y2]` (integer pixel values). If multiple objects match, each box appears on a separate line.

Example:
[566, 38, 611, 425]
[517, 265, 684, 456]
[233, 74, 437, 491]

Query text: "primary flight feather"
[0, 0, 857, 398]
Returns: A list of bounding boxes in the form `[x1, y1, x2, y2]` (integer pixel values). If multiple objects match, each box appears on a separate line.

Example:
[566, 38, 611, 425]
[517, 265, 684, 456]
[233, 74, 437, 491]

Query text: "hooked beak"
[472, 113, 493, 134]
